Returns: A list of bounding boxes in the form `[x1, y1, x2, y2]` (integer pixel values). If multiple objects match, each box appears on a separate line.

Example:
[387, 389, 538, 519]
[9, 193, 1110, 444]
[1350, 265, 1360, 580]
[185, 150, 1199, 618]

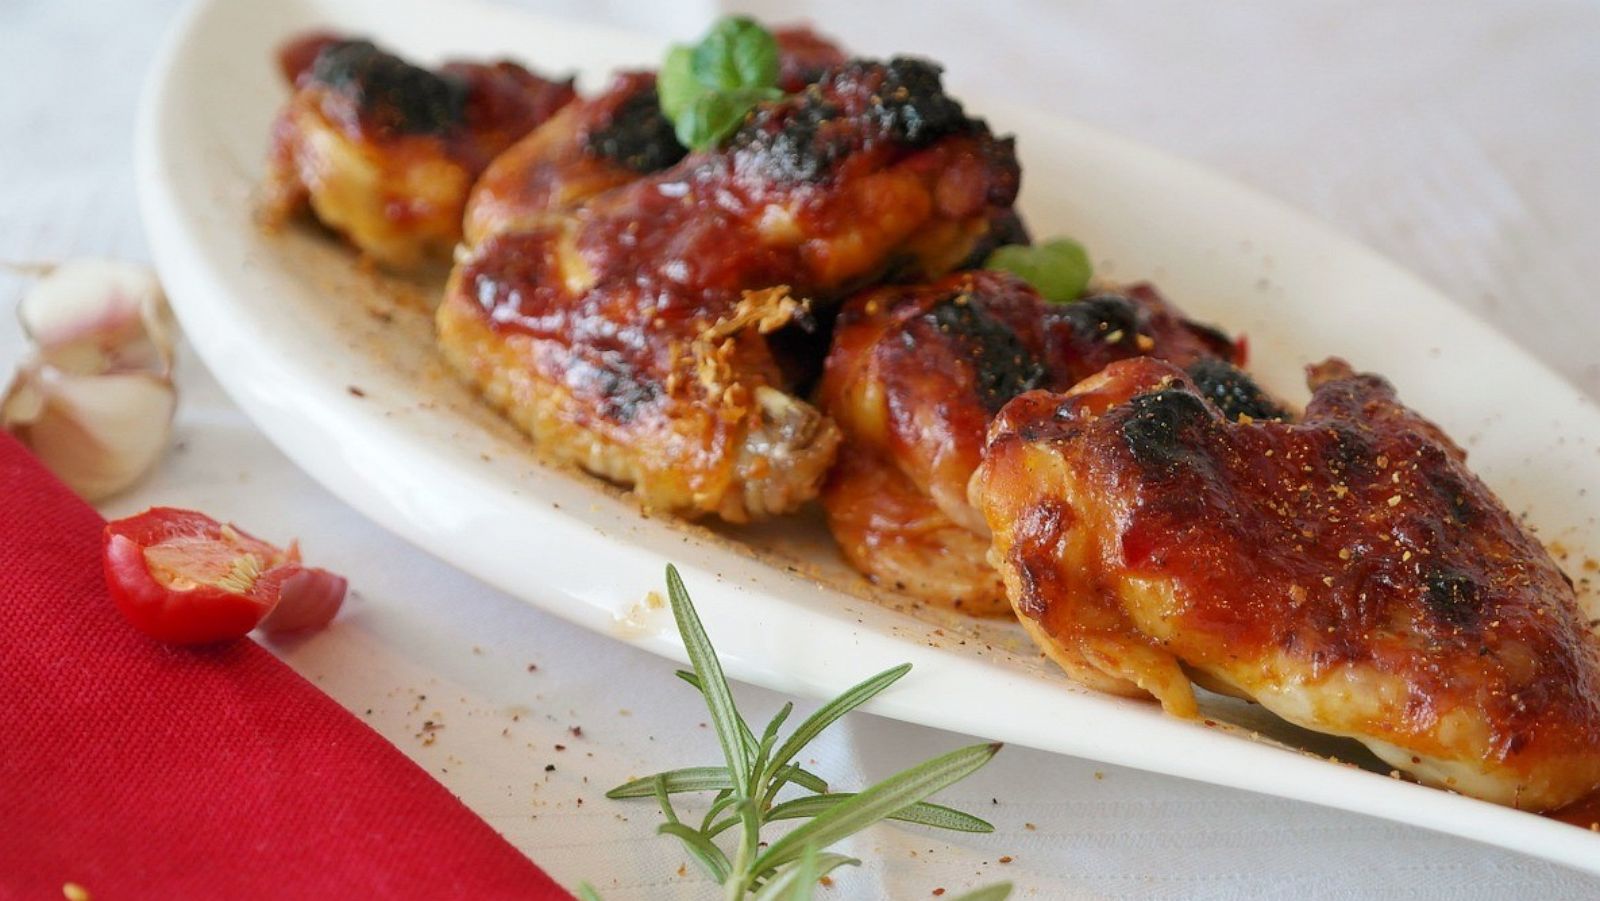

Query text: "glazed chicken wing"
[817, 271, 1254, 614]
[262, 33, 576, 268]
[463, 28, 845, 248]
[438, 58, 1022, 521]
[972, 356, 1600, 809]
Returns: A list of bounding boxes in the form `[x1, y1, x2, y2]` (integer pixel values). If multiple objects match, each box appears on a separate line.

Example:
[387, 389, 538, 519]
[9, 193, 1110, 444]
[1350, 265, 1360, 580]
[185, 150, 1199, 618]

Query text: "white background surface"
[7, 0, 1600, 897]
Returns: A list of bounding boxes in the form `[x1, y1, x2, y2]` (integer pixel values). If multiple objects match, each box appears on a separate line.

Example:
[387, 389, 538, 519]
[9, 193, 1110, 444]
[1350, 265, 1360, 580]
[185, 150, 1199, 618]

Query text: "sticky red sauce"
[1548, 790, 1600, 830]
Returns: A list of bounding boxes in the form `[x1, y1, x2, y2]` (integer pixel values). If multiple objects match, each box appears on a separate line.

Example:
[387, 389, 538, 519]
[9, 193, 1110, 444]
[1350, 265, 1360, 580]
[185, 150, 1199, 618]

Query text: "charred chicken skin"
[817, 271, 1251, 615]
[972, 356, 1600, 809]
[438, 58, 1023, 521]
[464, 28, 845, 247]
[262, 33, 576, 268]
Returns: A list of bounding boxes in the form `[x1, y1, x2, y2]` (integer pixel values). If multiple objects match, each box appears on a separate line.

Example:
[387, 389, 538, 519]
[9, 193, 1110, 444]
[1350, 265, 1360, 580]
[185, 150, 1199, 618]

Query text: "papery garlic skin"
[19, 259, 176, 376]
[2, 260, 178, 501]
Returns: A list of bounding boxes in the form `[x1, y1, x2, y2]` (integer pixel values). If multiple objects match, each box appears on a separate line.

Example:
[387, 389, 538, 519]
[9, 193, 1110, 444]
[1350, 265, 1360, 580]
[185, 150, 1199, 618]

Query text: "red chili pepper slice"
[103, 507, 346, 645]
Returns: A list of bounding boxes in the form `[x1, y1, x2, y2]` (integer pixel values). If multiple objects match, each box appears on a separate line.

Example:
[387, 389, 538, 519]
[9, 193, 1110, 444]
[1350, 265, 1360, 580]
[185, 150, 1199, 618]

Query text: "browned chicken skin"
[817, 271, 1251, 614]
[262, 33, 576, 268]
[463, 27, 846, 248]
[438, 58, 1022, 522]
[971, 356, 1600, 809]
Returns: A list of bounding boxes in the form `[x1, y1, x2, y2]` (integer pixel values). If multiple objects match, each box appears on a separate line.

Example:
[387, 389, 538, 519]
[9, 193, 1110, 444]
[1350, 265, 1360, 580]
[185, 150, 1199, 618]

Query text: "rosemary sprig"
[589, 564, 1011, 900]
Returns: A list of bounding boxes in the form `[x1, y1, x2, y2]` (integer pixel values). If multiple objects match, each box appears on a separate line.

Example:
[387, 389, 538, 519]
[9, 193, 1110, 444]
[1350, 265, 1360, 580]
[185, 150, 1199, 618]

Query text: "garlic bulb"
[3, 260, 178, 501]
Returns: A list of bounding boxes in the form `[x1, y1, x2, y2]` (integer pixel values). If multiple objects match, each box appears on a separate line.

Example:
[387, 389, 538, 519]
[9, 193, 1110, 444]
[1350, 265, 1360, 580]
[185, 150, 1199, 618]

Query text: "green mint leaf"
[985, 238, 1094, 303]
[660, 17, 784, 151]
[691, 16, 779, 91]
[751, 742, 1003, 876]
[665, 564, 753, 793]
[674, 88, 775, 152]
[657, 45, 698, 122]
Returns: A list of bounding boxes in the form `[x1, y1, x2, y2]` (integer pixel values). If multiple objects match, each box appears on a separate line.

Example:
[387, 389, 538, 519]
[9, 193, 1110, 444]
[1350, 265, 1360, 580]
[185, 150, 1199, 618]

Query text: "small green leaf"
[606, 765, 737, 799]
[690, 16, 779, 91]
[701, 787, 737, 833]
[751, 702, 794, 795]
[763, 663, 911, 787]
[751, 846, 860, 900]
[576, 883, 605, 901]
[673, 88, 775, 152]
[665, 564, 753, 795]
[658, 822, 733, 883]
[675, 670, 761, 759]
[765, 793, 994, 833]
[985, 238, 1094, 303]
[657, 45, 698, 122]
[775, 764, 830, 795]
[652, 773, 680, 826]
[751, 742, 1002, 876]
[947, 883, 1014, 901]
[658, 16, 784, 152]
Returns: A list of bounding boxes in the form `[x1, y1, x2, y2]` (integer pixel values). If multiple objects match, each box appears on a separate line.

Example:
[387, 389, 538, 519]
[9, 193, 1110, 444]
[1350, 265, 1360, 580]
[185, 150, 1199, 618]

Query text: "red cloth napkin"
[0, 433, 572, 900]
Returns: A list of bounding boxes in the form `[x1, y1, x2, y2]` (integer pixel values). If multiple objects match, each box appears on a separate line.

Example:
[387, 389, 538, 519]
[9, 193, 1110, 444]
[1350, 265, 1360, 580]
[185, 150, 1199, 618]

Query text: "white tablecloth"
[6, 1, 1600, 897]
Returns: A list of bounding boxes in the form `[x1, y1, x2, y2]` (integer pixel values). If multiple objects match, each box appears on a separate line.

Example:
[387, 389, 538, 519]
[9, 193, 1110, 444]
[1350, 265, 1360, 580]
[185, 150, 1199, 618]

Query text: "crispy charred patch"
[873, 57, 969, 143]
[816, 271, 1249, 614]
[584, 86, 687, 173]
[308, 40, 466, 135]
[924, 293, 1045, 413]
[265, 32, 576, 268]
[973, 355, 1600, 808]
[1186, 357, 1286, 422]
[441, 47, 1019, 523]
[733, 57, 980, 183]
[1423, 567, 1482, 629]
[1120, 388, 1214, 474]
[1057, 294, 1144, 350]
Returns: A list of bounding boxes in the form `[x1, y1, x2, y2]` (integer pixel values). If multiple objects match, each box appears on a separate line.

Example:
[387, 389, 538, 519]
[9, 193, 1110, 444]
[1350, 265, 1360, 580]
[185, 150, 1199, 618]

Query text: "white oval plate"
[138, 0, 1600, 873]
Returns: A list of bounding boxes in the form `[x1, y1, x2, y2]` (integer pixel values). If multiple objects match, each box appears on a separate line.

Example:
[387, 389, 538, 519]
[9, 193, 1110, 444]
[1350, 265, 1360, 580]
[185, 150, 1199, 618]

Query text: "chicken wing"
[817, 271, 1250, 614]
[463, 27, 845, 248]
[972, 356, 1600, 809]
[438, 58, 1022, 521]
[262, 33, 576, 268]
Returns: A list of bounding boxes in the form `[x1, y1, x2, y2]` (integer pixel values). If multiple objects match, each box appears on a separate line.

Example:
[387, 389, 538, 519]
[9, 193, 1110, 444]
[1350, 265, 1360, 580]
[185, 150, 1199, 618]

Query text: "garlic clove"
[2, 366, 177, 501]
[18, 259, 176, 376]
[257, 565, 349, 635]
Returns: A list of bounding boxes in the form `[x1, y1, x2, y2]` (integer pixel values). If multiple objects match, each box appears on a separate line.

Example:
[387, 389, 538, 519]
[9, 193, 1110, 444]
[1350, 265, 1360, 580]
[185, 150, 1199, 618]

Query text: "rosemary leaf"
[675, 669, 761, 760]
[653, 773, 680, 826]
[658, 821, 733, 882]
[751, 742, 1003, 875]
[947, 883, 1014, 901]
[666, 564, 752, 792]
[774, 764, 830, 795]
[765, 793, 994, 833]
[761, 663, 910, 785]
[600, 567, 1006, 898]
[751, 702, 794, 795]
[750, 846, 860, 900]
[701, 788, 736, 833]
[606, 766, 738, 799]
